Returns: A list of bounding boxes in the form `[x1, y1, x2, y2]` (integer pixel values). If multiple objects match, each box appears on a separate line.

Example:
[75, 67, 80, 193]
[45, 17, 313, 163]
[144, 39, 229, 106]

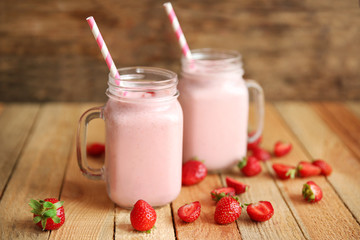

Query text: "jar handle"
[76, 106, 105, 180]
[245, 80, 264, 143]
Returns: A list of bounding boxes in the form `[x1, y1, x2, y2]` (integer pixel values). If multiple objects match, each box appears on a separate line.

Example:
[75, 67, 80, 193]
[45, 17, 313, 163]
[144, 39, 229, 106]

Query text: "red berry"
[312, 159, 332, 176]
[86, 143, 105, 157]
[214, 196, 242, 224]
[177, 201, 201, 223]
[225, 177, 249, 194]
[211, 187, 236, 202]
[246, 201, 274, 222]
[29, 198, 65, 231]
[182, 159, 207, 186]
[247, 132, 262, 151]
[238, 156, 262, 177]
[302, 181, 323, 202]
[272, 163, 296, 180]
[274, 141, 292, 157]
[297, 161, 321, 178]
[130, 200, 157, 232]
[252, 148, 271, 161]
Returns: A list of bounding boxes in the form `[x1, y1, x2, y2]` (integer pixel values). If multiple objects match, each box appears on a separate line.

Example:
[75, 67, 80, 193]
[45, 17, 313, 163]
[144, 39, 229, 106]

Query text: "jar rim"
[181, 48, 242, 62]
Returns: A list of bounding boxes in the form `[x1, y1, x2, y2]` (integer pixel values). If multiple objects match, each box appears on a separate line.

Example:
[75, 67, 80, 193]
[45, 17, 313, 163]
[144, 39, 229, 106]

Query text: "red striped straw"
[163, 2, 192, 60]
[86, 16, 121, 85]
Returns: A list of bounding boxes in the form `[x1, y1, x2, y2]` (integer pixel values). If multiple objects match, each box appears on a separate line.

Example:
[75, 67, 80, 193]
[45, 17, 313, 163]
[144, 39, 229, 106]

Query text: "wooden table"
[1, 102, 360, 239]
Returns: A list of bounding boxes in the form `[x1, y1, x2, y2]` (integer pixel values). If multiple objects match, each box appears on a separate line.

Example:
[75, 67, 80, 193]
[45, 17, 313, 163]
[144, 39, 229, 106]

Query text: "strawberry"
[246, 201, 274, 222]
[86, 143, 105, 157]
[29, 198, 65, 231]
[130, 199, 157, 232]
[177, 201, 201, 223]
[238, 156, 262, 177]
[297, 161, 321, 178]
[302, 181, 323, 202]
[225, 177, 249, 194]
[274, 141, 292, 157]
[182, 159, 207, 186]
[272, 163, 296, 180]
[247, 131, 262, 151]
[312, 159, 332, 176]
[252, 147, 271, 161]
[214, 196, 242, 224]
[211, 187, 236, 202]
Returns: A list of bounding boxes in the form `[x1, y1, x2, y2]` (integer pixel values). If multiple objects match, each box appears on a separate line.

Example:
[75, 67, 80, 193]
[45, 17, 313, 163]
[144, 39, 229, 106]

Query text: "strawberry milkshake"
[179, 49, 264, 171]
[77, 67, 183, 208]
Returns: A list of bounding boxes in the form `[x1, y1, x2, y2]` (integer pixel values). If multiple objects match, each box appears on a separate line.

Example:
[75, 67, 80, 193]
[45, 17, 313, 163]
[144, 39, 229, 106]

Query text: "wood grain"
[50, 104, 114, 240]
[172, 174, 241, 239]
[347, 102, 360, 119]
[275, 102, 360, 228]
[0, 104, 39, 199]
[0, 104, 83, 239]
[0, 0, 359, 101]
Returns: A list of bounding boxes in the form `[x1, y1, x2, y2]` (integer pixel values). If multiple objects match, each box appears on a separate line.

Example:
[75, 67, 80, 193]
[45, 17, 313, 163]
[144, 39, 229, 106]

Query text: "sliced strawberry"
[312, 159, 332, 176]
[182, 159, 207, 186]
[272, 163, 296, 180]
[274, 141, 292, 157]
[297, 161, 321, 178]
[130, 200, 157, 232]
[246, 201, 274, 222]
[247, 131, 262, 151]
[238, 156, 262, 177]
[252, 148, 271, 161]
[177, 201, 201, 223]
[225, 177, 249, 194]
[211, 187, 236, 202]
[214, 196, 242, 224]
[302, 181, 323, 202]
[86, 143, 105, 157]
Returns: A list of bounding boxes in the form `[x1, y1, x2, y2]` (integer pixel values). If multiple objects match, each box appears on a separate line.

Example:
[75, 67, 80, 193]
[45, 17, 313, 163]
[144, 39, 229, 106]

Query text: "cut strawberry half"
[302, 181, 323, 202]
[211, 187, 236, 202]
[177, 201, 201, 223]
[246, 201, 274, 222]
[272, 163, 296, 180]
[252, 148, 271, 161]
[247, 131, 262, 151]
[274, 141, 292, 157]
[225, 177, 249, 194]
[312, 159, 332, 176]
[297, 161, 321, 178]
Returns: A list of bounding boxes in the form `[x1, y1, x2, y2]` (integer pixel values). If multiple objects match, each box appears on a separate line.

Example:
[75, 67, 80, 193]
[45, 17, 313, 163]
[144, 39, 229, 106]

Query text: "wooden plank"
[50, 104, 114, 240]
[0, 103, 4, 114]
[0, 104, 40, 199]
[0, 103, 84, 239]
[275, 102, 360, 230]
[311, 102, 360, 159]
[172, 175, 241, 240]
[115, 204, 175, 239]
[347, 102, 360, 119]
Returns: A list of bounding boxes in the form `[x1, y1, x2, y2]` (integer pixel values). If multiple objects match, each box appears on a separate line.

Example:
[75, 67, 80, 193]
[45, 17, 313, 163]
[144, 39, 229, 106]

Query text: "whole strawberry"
[214, 196, 242, 224]
[238, 156, 262, 177]
[182, 159, 207, 186]
[86, 142, 105, 157]
[302, 181, 323, 203]
[178, 201, 201, 223]
[312, 159, 332, 176]
[29, 198, 65, 231]
[252, 147, 271, 161]
[130, 200, 157, 232]
[272, 163, 296, 180]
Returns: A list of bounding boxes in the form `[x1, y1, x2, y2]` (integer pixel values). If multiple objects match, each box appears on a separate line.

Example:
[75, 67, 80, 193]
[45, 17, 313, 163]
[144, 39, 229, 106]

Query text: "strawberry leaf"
[44, 209, 57, 218]
[33, 216, 42, 224]
[43, 202, 54, 209]
[53, 201, 64, 209]
[52, 216, 61, 224]
[237, 157, 247, 169]
[29, 199, 41, 209]
[41, 219, 47, 230]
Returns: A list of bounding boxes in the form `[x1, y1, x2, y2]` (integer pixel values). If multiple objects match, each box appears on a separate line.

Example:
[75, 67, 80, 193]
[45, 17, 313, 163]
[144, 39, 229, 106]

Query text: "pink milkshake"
[77, 67, 183, 208]
[179, 49, 264, 171]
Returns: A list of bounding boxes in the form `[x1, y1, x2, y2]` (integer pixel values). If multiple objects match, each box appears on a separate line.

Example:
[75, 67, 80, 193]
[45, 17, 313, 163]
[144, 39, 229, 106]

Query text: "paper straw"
[86, 16, 121, 85]
[163, 2, 192, 60]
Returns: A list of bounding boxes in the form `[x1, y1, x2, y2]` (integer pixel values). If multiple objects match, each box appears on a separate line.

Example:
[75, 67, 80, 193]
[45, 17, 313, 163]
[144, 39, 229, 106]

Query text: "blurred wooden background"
[0, 0, 359, 102]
